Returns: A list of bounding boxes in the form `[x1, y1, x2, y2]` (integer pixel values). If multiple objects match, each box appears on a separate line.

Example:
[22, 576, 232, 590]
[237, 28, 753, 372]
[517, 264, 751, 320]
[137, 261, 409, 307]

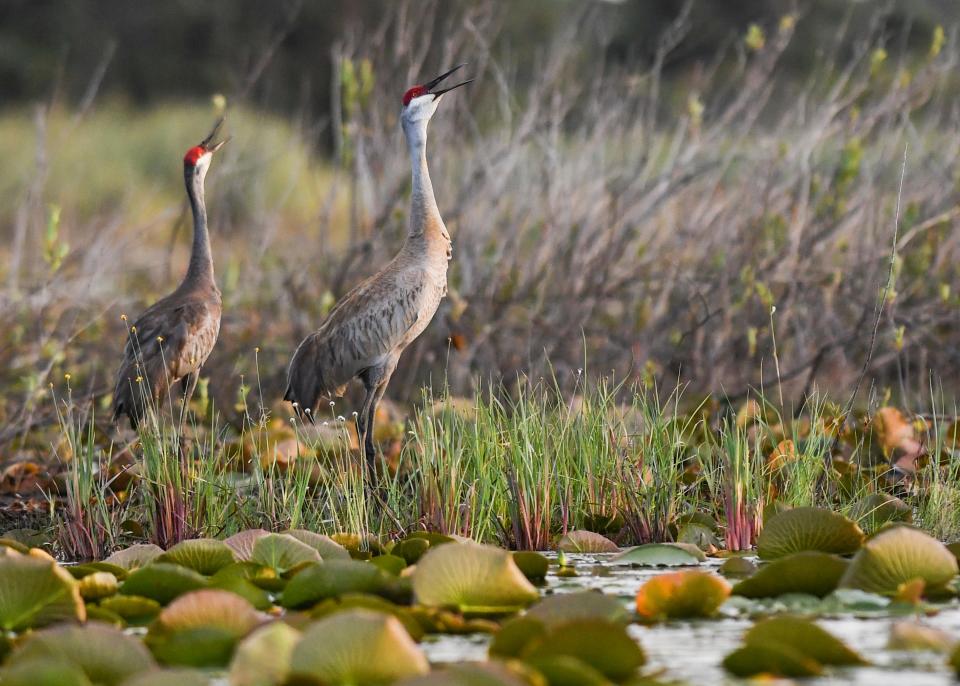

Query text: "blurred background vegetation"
[3, 0, 960, 445]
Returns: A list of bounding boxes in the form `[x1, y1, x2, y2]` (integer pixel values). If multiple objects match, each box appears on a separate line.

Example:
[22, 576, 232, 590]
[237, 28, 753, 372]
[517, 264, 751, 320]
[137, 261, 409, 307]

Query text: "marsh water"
[422, 553, 960, 685]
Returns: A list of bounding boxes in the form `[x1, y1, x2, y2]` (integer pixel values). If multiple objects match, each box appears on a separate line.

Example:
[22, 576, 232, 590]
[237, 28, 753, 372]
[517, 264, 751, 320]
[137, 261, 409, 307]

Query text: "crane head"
[184, 116, 229, 173]
[401, 64, 473, 124]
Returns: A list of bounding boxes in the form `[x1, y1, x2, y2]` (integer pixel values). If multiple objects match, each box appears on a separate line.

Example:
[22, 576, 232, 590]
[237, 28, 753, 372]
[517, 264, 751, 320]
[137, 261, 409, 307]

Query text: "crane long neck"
[406, 121, 447, 245]
[184, 168, 214, 286]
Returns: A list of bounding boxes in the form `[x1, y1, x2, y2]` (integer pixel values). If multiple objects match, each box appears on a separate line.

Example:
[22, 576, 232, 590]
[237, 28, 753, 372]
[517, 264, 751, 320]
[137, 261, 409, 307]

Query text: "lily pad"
[251, 533, 321, 574]
[224, 529, 270, 561]
[840, 526, 958, 595]
[394, 537, 432, 564]
[556, 531, 619, 553]
[157, 538, 236, 575]
[395, 662, 537, 686]
[744, 616, 866, 666]
[757, 507, 864, 560]
[330, 532, 385, 555]
[100, 595, 162, 624]
[732, 552, 849, 598]
[850, 494, 912, 533]
[121, 563, 208, 605]
[522, 619, 646, 681]
[723, 639, 822, 678]
[120, 669, 211, 686]
[281, 559, 406, 608]
[412, 542, 539, 613]
[147, 589, 264, 667]
[283, 529, 351, 559]
[526, 591, 631, 627]
[79, 571, 120, 600]
[311, 593, 425, 640]
[524, 655, 609, 685]
[677, 522, 722, 551]
[229, 621, 301, 686]
[288, 609, 428, 684]
[719, 557, 757, 579]
[0, 656, 94, 686]
[512, 552, 548, 582]
[611, 543, 701, 567]
[105, 544, 165, 570]
[0, 554, 85, 630]
[209, 563, 273, 610]
[6, 624, 155, 686]
[635, 570, 731, 621]
[888, 621, 956, 652]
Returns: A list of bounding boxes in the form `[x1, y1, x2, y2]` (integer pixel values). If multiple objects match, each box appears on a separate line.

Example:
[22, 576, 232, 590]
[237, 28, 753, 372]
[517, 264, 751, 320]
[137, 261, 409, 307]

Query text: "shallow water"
[421, 553, 960, 685]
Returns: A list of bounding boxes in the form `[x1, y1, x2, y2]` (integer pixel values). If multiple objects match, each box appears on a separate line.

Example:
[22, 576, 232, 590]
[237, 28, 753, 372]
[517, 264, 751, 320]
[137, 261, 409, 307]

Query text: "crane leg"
[178, 371, 200, 423]
[357, 362, 396, 493]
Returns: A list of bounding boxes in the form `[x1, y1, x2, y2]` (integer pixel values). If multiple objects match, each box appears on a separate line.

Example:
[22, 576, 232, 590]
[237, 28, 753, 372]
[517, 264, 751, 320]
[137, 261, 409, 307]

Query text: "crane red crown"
[402, 86, 428, 106]
[183, 145, 207, 167]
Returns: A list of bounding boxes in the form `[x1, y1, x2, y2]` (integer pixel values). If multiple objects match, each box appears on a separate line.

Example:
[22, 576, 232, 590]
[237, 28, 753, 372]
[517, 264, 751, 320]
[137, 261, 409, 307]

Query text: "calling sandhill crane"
[285, 65, 472, 485]
[113, 118, 228, 428]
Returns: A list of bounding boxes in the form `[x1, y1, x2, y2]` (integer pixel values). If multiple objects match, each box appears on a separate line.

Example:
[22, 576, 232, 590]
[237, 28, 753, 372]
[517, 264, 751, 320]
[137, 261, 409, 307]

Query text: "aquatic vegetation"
[635, 571, 731, 622]
[120, 563, 208, 605]
[756, 507, 865, 559]
[228, 621, 300, 686]
[0, 554, 85, 630]
[840, 526, 959, 596]
[156, 538, 236, 575]
[612, 543, 702, 567]
[556, 530, 619, 553]
[732, 551, 849, 598]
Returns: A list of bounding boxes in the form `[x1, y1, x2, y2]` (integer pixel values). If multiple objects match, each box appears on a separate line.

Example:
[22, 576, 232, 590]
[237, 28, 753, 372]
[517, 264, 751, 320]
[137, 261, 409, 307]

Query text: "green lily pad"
[412, 543, 539, 613]
[370, 554, 408, 576]
[719, 557, 757, 579]
[757, 507, 864, 560]
[394, 537, 432, 564]
[281, 559, 406, 608]
[283, 529, 351, 559]
[79, 571, 120, 600]
[7, 624, 155, 685]
[723, 639, 823, 678]
[677, 522, 722, 551]
[522, 619, 646, 681]
[100, 594, 162, 624]
[84, 604, 124, 627]
[120, 668, 211, 686]
[224, 529, 270, 561]
[732, 552, 849, 598]
[147, 589, 264, 667]
[850, 494, 912, 533]
[406, 531, 457, 546]
[950, 642, 960, 676]
[512, 552, 549, 582]
[330, 532, 385, 555]
[611, 543, 701, 567]
[395, 662, 537, 686]
[524, 655, 609, 686]
[744, 616, 866, 665]
[0, 656, 94, 686]
[0, 554, 85, 630]
[488, 617, 548, 658]
[121, 563, 208, 605]
[0, 538, 31, 555]
[840, 526, 959, 595]
[208, 563, 273, 610]
[157, 538, 236, 575]
[105, 544, 165, 571]
[556, 531, 619, 553]
[311, 593, 424, 640]
[526, 591, 631, 627]
[67, 562, 128, 581]
[288, 609, 428, 684]
[229, 621, 300, 686]
[251, 533, 321, 574]
[635, 570, 731, 621]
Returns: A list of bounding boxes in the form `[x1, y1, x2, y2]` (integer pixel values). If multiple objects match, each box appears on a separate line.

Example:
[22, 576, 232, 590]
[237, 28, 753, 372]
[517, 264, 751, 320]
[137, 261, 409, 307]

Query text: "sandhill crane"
[285, 65, 472, 485]
[113, 118, 228, 429]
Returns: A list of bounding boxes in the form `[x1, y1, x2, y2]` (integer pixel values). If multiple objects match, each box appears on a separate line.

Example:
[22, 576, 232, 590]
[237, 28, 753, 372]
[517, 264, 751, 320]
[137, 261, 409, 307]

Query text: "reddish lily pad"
[635, 570, 730, 621]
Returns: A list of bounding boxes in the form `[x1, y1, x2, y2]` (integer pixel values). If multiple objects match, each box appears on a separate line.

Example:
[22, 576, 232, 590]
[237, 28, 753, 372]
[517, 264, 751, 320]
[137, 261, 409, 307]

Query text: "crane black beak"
[426, 64, 473, 97]
[200, 116, 228, 152]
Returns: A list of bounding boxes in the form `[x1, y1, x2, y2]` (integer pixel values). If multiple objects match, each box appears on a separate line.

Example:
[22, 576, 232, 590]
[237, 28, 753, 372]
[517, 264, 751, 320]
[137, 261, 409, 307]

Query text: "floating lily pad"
[512, 552, 548, 582]
[370, 554, 408, 576]
[525, 655, 609, 685]
[0, 554, 85, 630]
[757, 507, 864, 560]
[281, 559, 406, 608]
[157, 538, 236, 575]
[79, 571, 119, 600]
[395, 662, 537, 686]
[283, 529, 351, 559]
[488, 617, 548, 658]
[100, 594, 162, 624]
[723, 639, 822, 678]
[840, 526, 959, 596]
[556, 531, 619, 553]
[84, 604, 124, 627]
[719, 557, 757, 579]
[311, 593, 424, 640]
[6, 623, 155, 685]
[677, 522, 722, 551]
[67, 562, 128, 581]
[611, 543, 701, 567]
[251, 533, 321, 574]
[121, 563, 208, 605]
[288, 609, 428, 684]
[732, 552, 849, 598]
[744, 616, 866, 666]
[209, 563, 273, 610]
[105, 544, 165, 571]
[635, 570, 730, 621]
[0, 537, 30, 555]
[522, 619, 646, 681]
[888, 621, 956, 652]
[147, 589, 264, 667]
[330, 532, 385, 555]
[0, 656, 93, 686]
[229, 621, 301, 686]
[224, 529, 270, 561]
[412, 543, 539, 614]
[120, 669, 211, 686]
[526, 591, 631, 627]
[850, 494, 912, 533]
[394, 538, 432, 564]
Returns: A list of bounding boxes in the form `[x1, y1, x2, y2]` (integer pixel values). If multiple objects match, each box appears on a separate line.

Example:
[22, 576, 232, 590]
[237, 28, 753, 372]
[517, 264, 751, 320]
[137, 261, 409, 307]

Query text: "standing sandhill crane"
[113, 118, 228, 429]
[285, 65, 472, 484]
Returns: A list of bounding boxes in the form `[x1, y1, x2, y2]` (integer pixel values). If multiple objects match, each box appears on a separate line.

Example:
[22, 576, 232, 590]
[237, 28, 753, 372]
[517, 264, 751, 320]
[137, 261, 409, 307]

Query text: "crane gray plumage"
[284, 65, 472, 482]
[113, 118, 227, 429]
